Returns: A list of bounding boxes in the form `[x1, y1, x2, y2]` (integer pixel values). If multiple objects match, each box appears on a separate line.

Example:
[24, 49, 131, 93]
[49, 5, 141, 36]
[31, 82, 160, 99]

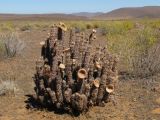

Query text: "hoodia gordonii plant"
[33, 22, 119, 114]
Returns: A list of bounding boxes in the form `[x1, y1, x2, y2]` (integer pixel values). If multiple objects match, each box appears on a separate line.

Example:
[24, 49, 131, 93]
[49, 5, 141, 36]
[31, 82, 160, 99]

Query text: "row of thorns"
[34, 22, 119, 113]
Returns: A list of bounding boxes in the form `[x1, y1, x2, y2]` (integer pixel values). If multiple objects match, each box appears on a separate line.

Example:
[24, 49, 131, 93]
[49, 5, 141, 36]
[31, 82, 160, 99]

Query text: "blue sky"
[0, 0, 160, 14]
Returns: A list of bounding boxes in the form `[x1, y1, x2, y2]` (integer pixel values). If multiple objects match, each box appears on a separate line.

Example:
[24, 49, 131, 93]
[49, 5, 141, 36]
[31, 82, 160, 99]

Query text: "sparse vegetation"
[20, 24, 32, 31]
[106, 22, 160, 77]
[0, 19, 160, 77]
[100, 27, 108, 36]
[86, 23, 92, 29]
[0, 39, 5, 59]
[0, 19, 159, 120]
[0, 79, 18, 96]
[0, 32, 25, 58]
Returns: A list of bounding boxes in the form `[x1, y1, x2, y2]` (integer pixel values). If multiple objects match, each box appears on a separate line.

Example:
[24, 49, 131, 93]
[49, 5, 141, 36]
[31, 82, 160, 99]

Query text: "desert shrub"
[131, 42, 160, 77]
[0, 22, 16, 31]
[107, 26, 159, 77]
[0, 32, 25, 58]
[33, 23, 49, 29]
[106, 21, 134, 35]
[67, 22, 86, 32]
[34, 23, 41, 28]
[149, 20, 160, 29]
[0, 79, 18, 96]
[123, 21, 134, 31]
[107, 23, 124, 35]
[86, 23, 92, 29]
[41, 24, 50, 29]
[0, 42, 5, 59]
[20, 24, 32, 31]
[100, 27, 108, 36]
[93, 23, 99, 28]
[129, 28, 159, 77]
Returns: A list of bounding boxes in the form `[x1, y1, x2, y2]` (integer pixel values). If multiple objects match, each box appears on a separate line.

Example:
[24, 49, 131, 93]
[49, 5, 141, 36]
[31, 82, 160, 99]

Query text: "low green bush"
[20, 24, 32, 31]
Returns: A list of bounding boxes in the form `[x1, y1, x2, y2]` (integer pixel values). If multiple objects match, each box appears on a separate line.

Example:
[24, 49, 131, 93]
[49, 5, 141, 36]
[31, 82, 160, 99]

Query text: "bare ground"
[0, 30, 160, 120]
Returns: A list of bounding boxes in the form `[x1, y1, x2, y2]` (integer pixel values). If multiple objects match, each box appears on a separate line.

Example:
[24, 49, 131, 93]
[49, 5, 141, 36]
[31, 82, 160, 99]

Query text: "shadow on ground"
[25, 94, 81, 117]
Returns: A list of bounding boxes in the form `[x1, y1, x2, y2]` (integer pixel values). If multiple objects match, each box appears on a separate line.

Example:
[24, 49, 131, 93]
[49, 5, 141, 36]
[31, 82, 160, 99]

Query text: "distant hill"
[1, 6, 160, 21]
[72, 12, 103, 18]
[95, 6, 160, 20]
[0, 13, 87, 21]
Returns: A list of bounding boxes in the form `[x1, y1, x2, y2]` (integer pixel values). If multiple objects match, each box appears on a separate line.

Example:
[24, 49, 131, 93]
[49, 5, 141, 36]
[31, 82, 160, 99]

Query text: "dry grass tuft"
[0, 32, 25, 58]
[0, 79, 18, 96]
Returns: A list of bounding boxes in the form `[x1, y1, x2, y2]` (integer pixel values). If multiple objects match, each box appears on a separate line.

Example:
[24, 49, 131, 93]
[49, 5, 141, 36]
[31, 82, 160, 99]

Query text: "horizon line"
[0, 5, 159, 15]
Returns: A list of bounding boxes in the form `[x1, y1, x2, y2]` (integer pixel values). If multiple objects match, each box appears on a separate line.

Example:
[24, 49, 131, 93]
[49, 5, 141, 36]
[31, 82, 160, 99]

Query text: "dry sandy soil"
[0, 29, 160, 120]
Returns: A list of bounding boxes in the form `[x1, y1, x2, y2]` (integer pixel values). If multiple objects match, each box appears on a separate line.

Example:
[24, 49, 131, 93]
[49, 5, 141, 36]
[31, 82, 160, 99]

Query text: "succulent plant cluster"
[34, 22, 119, 113]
